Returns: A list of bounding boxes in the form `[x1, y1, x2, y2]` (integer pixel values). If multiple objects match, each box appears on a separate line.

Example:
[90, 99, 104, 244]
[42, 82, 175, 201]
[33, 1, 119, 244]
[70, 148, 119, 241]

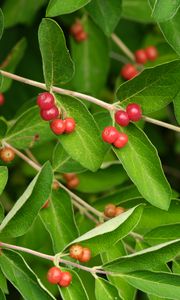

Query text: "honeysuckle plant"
[0, 1, 180, 299]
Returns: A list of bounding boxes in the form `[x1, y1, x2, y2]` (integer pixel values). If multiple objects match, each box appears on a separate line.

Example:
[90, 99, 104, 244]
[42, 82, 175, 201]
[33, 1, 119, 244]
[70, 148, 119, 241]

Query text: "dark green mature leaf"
[174, 91, 180, 124]
[56, 94, 106, 171]
[86, 0, 122, 36]
[40, 189, 79, 253]
[0, 167, 8, 196]
[0, 162, 53, 238]
[68, 205, 144, 256]
[104, 239, 180, 274]
[70, 17, 109, 96]
[58, 268, 89, 300]
[0, 9, 4, 40]
[95, 277, 121, 300]
[150, 0, 180, 22]
[144, 224, 180, 245]
[0, 268, 8, 294]
[46, 0, 91, 17]
[0, 250, 55, 300]
[123, 271, 180, 299]
[0, 118, 8, 139]
[114, 124, 171, 210]
[122, 0, 153, 23]
[39, 18, 74, 90]
[0, 38, 27, 92]
[116, 60, 180, 114]
[5, 106, 54, 149]
[2, 0, 46, 28]
[52, 142, 85, 173]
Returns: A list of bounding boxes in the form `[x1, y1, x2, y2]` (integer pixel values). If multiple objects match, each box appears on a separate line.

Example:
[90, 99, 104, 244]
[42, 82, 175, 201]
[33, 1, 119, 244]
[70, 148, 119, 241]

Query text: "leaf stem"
[111, 33, 135, 62]
[142, 115, 180, 133]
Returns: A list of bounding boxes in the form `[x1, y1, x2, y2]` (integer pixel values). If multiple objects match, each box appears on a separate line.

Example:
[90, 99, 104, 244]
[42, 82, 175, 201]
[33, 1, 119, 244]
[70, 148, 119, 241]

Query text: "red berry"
[121, 64, 139, 80]
[50, 119, 65, 135]
[126, 103, 142, 122]
[0, 147, 15, 162]
[69, 244, 83, 260]
[40, 106, 59, 121]
[37, 92, 55, 110]
[70, 21, 83, 36]
[135, 49, 147, 64]
[64, 118, 76, 133]
[115, 110, 130, 127]
[104, 204, 116, 218]
[0, 93, 5, 106]
[75, 31, 88, 42]
[115, 206, 125, 216]
[63, 173, 76, 181]
[113, 133, 128, 148]
[47, 267, 62, 284]
[58, 271, 72, 287]
[79, 248, 91, 263]
[102, 126, 119, 144]
[145, 46, 158, 61]
[67, 176, 79, 189]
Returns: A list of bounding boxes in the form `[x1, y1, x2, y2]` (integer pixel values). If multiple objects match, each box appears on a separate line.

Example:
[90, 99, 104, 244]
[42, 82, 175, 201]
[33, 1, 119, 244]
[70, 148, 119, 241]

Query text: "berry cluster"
[102, 103, 142, 148]
[70, 244, 91, 263]
[70, 21, 87, 42]
[63, 173, 79, 189]
[0, 147, 15, 163]
[0, 93, 5, 106]
[121, 46, 158, 80]
[47, 267, 72, 288]
[37, 92, 76, 135]
[104, 203, 125, 218]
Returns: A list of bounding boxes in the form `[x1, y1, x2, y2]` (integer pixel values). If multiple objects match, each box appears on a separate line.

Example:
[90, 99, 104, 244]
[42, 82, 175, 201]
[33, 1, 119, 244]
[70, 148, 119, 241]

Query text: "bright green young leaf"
[0, 167, 8, 196]
[151, 0, 180, 22]
[0, 162, 53, 238]
[56, 94, 106, 172]
[0, 250, 55, 300]
[52, 142, 85, 173]
[114, 124, 171, 210]
[122, 0, 153, 23]
[0, 268, 8, 294]
[38, 18, 74, 90]
[40, 189, 79, 253]
[46, 0, 91, 17]
[123, 271, 180, 299]
[0, 38, 27, 92]
[58, 268, 89, 300]
[86, 0, 122, 36]
[144, 224, 180, 245]
[5, 106, 54, 149]
[116, 60, 180, 114]
[0, 9, 4, 40]
[95, 277, 121, 300]
[68, 205, 144, 256]
[70, 17, 109, 96]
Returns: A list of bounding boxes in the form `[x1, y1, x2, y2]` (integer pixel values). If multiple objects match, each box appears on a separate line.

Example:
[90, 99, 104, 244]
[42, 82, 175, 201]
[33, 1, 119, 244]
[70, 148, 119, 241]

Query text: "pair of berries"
[70, 20, 87, 42]
[63, 173, 79, 190]
[0, 147, 15, 163]
[104, 203, 125, 218]
[47, 267, 72, 287]
[102, 127, 128, 148]
[69, 244, 91, 263]
[37, 92, 76, 135]
[0, 93, 5, 106]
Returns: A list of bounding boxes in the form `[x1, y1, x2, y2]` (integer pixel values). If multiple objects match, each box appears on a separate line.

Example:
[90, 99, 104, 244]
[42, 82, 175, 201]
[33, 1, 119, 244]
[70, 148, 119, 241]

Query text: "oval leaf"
[144, 224, 180, 245]
[95, 277, 121, 300]
[38, 18, 74, 89]
[151, 0, 180, 22]
[46, 0, 91, 16]
[0, 167, 8, 196]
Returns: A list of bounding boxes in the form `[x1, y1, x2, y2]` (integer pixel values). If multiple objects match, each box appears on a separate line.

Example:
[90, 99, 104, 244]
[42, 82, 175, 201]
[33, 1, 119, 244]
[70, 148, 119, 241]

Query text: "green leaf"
[0, 250, 55, 300]
[114, 124, 171, 210]
[104, 239, 180, 274]
[0, 167, 8, 196]
[46, 0, 91, 16]
[5, 106, 54, 149]
[174, 91, 180, 124]
[0, 162, 53, 238]
[0, 9, 4, 40]
[56, 94, 106, 172]
[68, 205, 144, 256]
[122, 0, 153, 23]
[123, 271, 180, 299]
[0, 268, 8, 294]
[52, 142, 85, 173]
[0, 204, 4, 224]
[70, 17, 109, 96]
[0, 38, 27, 92]
[95, 277, 121, 300]
[38, 18, 74, 90]
[86, 0, 122, 36]
[151, 0, 180, 22]
[40, 189, 79, 253]
[116, 60, 180, 114]
[144, 224, 180, 245]
[0, 118, 8, 139]
[0, 290, 5, 300]
[58, 268, 89, 300]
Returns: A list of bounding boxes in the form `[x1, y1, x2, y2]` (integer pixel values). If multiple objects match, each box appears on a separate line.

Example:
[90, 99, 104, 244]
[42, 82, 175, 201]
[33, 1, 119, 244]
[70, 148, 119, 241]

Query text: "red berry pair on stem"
[47, 267, 72, 287]
[37, 92, 76, 135]
[104, 204, 125, 218]
[135, 46, 158, 64]
[69, 244, 91, 263]
[63, 173, 79, 189]
[70, 20, 87, 42]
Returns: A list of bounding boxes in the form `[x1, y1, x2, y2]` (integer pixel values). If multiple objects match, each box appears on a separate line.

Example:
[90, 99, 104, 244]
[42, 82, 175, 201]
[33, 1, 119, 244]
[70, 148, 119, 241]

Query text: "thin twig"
[25, 149, 40, 165]
[143, 116, 180, 133]
[111, 33, 135, 62]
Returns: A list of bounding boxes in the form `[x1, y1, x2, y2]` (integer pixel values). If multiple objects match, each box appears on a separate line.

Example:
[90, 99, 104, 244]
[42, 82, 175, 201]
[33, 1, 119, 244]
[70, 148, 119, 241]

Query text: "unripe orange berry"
[104, 204, 116, 218]
[115, 206, 125, 216]
[0, 147, 15, 162]
[66, 176, 79, 189]
[69, 244, 83, 260]
[79, 247, 91, 263]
